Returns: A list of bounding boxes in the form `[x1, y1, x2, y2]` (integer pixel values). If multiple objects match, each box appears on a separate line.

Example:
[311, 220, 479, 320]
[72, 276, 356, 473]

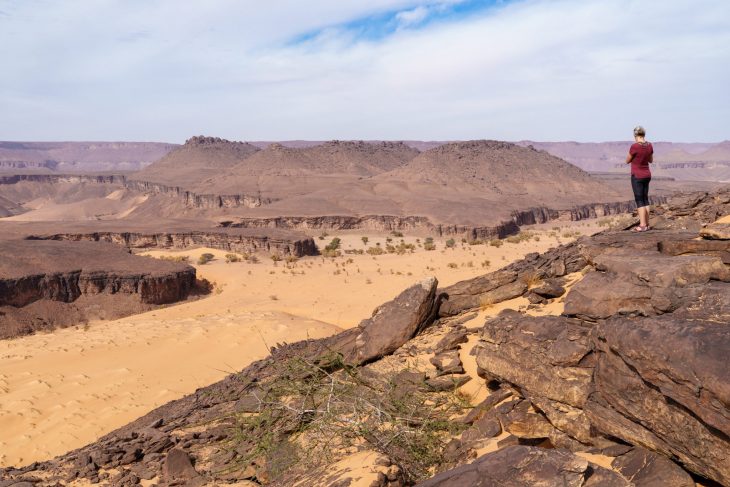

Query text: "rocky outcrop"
[0, 240, 196, 338]
[123, 179, 273, 209]
[416, 446, 628, 487]
[353, 277, 438, 363]
[220, 198, 665, 239]
[28, 229, 317, 257]
[0, 174, 123, 185]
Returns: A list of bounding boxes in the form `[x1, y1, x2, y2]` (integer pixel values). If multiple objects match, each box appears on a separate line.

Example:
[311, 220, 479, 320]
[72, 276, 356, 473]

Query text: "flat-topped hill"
[133, 136, 260, 188]
[197, 140, 420, 195]
[384, 140, 616, 198]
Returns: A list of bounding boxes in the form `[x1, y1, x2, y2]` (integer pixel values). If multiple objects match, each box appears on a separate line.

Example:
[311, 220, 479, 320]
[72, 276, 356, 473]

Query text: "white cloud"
[396, 6, 430, 28]
[0, 0, 728, 142]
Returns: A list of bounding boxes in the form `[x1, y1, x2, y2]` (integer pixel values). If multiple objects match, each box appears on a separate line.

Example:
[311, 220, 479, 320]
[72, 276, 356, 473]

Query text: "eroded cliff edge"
[0, 240, 197, 339]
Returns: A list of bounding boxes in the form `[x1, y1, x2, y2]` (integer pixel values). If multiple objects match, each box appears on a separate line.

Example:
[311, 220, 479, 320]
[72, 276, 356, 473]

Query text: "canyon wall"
[0, 174, 270, 209]
[29, 231, 318, 257]
[221, 197, 667, 239]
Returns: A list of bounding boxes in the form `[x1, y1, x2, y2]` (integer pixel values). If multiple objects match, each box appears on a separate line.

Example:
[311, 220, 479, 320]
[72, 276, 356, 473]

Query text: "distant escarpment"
[27, 228, 317, 257]
[0, 240, 196, 338]
[0, 173, 272, 209]
[220, 197, 666, 239]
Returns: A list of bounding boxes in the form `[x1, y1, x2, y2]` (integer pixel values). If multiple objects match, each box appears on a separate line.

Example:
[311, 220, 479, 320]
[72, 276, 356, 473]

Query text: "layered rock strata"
[0, 240, 196, 338]
[29, 229, 316, 257]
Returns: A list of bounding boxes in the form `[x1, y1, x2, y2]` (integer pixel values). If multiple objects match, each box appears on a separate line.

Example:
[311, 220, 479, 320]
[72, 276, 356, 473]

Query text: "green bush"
[197, 253, 215, 265]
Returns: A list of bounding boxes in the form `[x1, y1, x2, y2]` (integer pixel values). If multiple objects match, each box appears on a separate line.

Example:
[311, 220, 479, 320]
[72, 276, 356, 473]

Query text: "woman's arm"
[648, 153, 653, 163]
[626, 152, 634, 164]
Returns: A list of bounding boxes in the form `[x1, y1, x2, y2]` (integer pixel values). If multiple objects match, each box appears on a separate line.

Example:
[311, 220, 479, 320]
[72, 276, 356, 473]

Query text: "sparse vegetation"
[391, 231, 404, 237]
[197, 253, 215, 265]
[447, 262, 458, 269]
[489, 239, 503, 248]
[225, 253, 242, 263]
[361, 236, 369, 245]
[227, 354, 467, 483]
[271, 253, 282, 262]
[481, 260, 491, 268]
[445, 238, 456, 248]
[366, 246, 385, 255]
[157, 255, 190, 263]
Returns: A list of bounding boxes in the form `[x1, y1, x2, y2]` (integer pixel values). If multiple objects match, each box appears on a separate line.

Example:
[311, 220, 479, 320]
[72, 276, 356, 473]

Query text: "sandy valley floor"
[0, 220, 609, 467]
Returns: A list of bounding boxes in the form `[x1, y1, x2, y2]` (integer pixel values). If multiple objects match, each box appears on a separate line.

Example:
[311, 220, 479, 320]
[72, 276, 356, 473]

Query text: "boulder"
[700, 222, 730, 240]
[354, 277, 438, 363]
[163, 448, 201, 483]
[433, 326, 469, 353]
[415, 445, 628, 487]
[430, 351, 464, 376]
[530, 278, 566, 298]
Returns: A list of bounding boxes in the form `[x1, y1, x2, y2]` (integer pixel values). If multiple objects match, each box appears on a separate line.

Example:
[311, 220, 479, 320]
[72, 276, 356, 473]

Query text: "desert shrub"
[361, 236, 369, 245]
[445, 238, 456, 248]
[286, 255, 299, 263]
[225, 253, 242, 263]
[227, 354, 467, 483]
[465, 261, 474, 267]
[197, 253, 215, 265]
[447, 262, 458, 269]
[391, 231, 404, 237]
[481, 260, 491, 268]
[423, 242, 436, 251]
[386, 237, 393, 243]
[248, 255, 260, 264]
[468, 239, 483, 246]
[522, 271, 543, 289]
[489, 239, 503, 248]
[158, 255, 190, 263]
[366, 246, 385, 255]
[271, 253, 282, 262]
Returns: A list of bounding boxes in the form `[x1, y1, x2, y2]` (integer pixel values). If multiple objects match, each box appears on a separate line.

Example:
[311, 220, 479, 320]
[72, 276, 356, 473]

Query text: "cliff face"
[0, 240, 198, 338]
[31, 231, 317, 257]
[221, 197, 668, 239]
[0, 268, 195, 308]
[0, 174, 270, 210]
[123, 179, 273, 209]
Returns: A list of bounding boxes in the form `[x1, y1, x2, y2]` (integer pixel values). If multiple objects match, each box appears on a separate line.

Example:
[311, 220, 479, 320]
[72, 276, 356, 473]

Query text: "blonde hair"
[633, 126, 646, 137]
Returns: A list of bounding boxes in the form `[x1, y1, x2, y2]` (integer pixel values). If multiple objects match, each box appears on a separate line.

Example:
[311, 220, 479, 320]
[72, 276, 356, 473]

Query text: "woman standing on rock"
[626, 125, 653, 231]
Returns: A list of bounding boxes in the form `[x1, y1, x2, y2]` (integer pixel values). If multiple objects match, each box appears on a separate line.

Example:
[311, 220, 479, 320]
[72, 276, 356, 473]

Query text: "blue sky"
[0, 0, 728, 142]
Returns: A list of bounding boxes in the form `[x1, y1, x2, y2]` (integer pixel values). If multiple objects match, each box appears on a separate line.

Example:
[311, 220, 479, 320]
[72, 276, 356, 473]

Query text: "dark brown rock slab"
[425, 374, 471, 392]
[531, 278, 566, 298]
[586, 313, 730, 485]
[354, 277, 438, 364]
[415, 445, 628, 487]
[476, 311, 594, 408]
[163, 448, 202, 484]
[433, 325, 468, 353]
[593, 249, 730, 287]
[658, 238, 730, 258]
[611, 447, 694, 487]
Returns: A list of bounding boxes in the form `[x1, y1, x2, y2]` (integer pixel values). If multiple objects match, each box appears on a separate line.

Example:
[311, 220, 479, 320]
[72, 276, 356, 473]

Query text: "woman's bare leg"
[638, 206, 649, 228]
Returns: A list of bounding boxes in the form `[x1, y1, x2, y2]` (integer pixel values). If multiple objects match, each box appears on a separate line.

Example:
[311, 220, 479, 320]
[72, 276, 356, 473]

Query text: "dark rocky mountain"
[133, 136, 260, 189]
[4, 186, 728, 486]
